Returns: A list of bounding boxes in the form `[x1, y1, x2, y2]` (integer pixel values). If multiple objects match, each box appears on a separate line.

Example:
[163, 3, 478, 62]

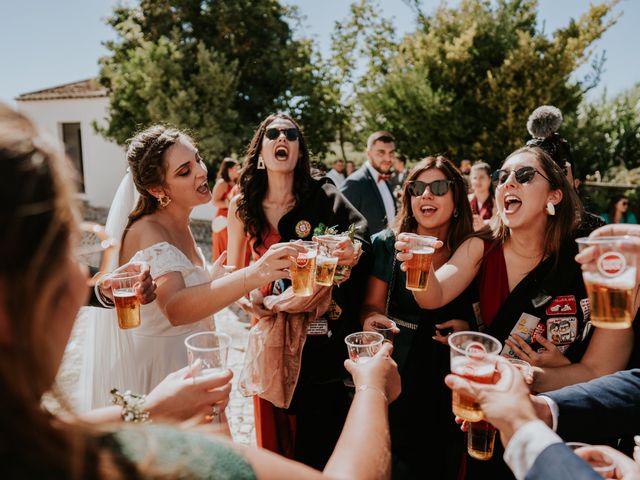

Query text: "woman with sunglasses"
[602, 195, 638, 225]
[397, 146, 634, 476]
[361, 156, 476, 479]
[227, 113, 372, 469]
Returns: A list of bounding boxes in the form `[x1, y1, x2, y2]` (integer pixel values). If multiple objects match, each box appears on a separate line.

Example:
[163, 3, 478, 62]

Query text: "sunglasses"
[492, 166, 551, 186]
[265, 127, 299, 141]
[407, 179, 453, 197]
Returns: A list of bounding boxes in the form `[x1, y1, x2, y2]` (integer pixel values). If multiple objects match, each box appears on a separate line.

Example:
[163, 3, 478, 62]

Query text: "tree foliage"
[354, 0, 619, 165]
[98, 0, 338, 168]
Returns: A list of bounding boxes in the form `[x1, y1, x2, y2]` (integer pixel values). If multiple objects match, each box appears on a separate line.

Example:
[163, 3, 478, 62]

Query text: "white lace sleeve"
[131, 242, 195, 279]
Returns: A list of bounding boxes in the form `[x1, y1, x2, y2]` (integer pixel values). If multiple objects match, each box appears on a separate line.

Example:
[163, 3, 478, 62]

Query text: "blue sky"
[1, 0, 638, 105]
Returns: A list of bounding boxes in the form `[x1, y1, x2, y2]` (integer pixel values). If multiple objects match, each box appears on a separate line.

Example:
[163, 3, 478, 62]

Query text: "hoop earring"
[453, 208, 459, 218]
[158, 195, 171, 208]
[546, 202, 555, 216]
[257, 155, 265, 170]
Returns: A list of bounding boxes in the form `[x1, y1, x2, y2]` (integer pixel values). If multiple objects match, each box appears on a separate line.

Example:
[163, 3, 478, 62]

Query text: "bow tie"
[377, 173, 391, 182]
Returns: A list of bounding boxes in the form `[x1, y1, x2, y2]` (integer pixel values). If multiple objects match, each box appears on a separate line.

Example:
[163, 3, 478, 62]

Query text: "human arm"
[544, 368, 640, 441]
[360, 275, 400, 335]
[211, 180, 230, 209]
[240, 343, 400, 480]
[531, 327, 634, 392]
[396, 235, 484, 309]
[80, 366, 233, 425]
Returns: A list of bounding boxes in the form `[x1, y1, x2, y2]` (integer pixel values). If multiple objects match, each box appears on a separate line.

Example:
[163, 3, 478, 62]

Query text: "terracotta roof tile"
[16, 79, 107, 101]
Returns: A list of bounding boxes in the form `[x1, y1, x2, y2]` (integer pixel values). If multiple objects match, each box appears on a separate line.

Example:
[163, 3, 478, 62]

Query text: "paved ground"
[55, 303, 256, 445]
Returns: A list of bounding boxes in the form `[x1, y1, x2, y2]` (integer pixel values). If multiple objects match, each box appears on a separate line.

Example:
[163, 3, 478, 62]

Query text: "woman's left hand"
[432, 319, 470, 345]
[333, 238, 360, 267]
[505, 333, 571, 368]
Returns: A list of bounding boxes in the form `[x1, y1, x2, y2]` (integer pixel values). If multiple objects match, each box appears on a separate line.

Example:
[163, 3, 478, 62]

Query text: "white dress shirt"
[503, 420, 563, 480]
[365, 161, 396, 228]
[326, 168, 346, 188]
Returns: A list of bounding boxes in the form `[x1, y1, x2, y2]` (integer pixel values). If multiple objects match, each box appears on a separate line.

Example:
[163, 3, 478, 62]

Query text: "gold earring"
[257, 155, 265, 170]
[158, 195, 171, 208]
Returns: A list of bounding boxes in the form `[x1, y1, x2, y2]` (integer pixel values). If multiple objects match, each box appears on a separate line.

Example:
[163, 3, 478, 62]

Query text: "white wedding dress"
[77, 172, 215, 411]
[79, 241, 214, 410]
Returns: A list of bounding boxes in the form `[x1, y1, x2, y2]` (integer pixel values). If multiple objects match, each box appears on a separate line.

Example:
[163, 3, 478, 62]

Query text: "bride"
[79, 126, 301, 410]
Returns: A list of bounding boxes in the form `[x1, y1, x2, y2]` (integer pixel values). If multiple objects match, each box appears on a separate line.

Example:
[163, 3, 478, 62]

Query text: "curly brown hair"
[393, 156, 474, 252]
[236, 113, 312, 252]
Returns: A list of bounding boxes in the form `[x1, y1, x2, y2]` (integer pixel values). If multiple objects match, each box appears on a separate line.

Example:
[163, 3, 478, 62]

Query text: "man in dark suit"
[445, 361, 640, 479]
[340, 131, 397, 235]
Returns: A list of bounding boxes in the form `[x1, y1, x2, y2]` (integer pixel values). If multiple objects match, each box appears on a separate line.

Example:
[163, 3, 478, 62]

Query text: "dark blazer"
[340, 165, 395, 235]
[526, 443, 602, 480]
[547, 368, 640, 442]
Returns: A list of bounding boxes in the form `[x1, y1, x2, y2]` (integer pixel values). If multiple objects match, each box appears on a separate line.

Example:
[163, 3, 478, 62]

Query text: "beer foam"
[411, 247, 435, 254]
[583, 266, 636, 289]
[113, 288, 135, 297]
[451, 356, 495, 379]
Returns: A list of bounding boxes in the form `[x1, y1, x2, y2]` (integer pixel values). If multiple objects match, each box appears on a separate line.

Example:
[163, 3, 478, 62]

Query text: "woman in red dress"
[227, 113, 369, 469]
[211, 157, 239, 262]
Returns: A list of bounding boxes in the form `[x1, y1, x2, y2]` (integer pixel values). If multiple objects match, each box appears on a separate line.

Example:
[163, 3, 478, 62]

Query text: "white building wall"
[16, 97, 214, 221]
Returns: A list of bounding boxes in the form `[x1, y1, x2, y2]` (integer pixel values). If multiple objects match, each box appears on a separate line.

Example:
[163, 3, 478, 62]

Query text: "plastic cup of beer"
[185, 331, 231, 423]
[401, 233, 436, 291]
[566, 442, 616, 478]
[344, 331, 384, 364]
[371, 319, 396, 344]
[508, 358, 532, 377]
[576, 236, 638, 329]
[315, 235, 344, 286]
[448, 331, 502, 422]
[289, 240, 318, 296]
[110, 271, 141, 329]
[467, 420, 497, 460]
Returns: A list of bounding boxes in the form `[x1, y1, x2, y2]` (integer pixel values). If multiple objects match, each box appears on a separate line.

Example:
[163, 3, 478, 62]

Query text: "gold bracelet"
[355, 384, 388, 405]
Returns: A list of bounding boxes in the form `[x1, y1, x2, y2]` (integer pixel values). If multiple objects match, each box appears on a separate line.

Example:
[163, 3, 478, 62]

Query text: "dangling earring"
[158, 195, 171, 208]
[257, 155, 265, 170]
[546, 202, 555, 216]
[453, 208, 459, 218]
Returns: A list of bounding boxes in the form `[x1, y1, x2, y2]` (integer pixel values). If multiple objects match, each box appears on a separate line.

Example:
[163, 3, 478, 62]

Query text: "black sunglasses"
[407, 179, 453, 197]
[492, 166, 551, 186]
[265, 127, 299, 141]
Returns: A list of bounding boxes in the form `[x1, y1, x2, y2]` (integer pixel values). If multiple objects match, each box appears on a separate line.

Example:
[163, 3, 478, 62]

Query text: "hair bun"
[526, 105, 563, 139]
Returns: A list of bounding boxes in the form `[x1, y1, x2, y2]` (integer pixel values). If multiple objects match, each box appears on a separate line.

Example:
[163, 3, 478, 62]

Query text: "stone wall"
[83, 202, 213, 261]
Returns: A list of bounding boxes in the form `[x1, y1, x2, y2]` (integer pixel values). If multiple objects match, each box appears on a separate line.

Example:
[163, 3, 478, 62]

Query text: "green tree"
[355, 0, 618, 165]
[568, 88, 640, 178]
[99, 0, 338, 166]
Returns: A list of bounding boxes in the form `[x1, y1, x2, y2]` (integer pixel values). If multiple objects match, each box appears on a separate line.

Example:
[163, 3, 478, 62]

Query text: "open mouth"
[197, 181, 210, 195]
[275, 146, 289, 161]
[419, 205, 438, 215]
[503, 194, 522, 214]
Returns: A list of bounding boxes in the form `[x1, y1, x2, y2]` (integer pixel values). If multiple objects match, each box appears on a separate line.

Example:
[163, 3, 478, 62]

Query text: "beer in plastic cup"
[110, 271, 141, 329]
[448, 331, 502, 422]
[371, 319, 396, 344]
[576, 236, 637, 329]
[467, 420, 497, 460]
[289, 240, 318, 296]
[401, 233, 436, 291]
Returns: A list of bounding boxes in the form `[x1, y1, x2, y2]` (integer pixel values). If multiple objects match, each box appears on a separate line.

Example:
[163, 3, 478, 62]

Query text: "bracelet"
[94, 281, 115, 308]
[355, 384, 388, 405]
[110, 388, 151, 423]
